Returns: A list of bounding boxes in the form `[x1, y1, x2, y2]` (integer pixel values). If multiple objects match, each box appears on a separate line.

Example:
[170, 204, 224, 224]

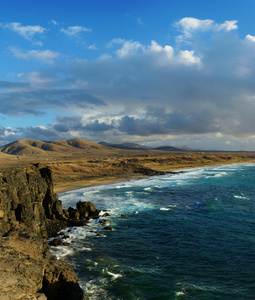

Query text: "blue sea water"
[51, 164, 255, 299]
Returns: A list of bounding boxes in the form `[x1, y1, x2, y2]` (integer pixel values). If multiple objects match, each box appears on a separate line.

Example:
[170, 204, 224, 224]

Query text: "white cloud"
[216, 20, 238, 31]
[116, 40, 143, 57]
[177, 17, 214, 36]
[177, 50, 201, 65]
[246, 34, 255, 42]
[60, 26, 91, 37]
[3, 17, 255, 150]
[175, 17, 238, 41]
[148, 40, 173, 56]
[106, 38, 126, 48]
[1, 22, 45, 40]
[10, 48, 60, 64]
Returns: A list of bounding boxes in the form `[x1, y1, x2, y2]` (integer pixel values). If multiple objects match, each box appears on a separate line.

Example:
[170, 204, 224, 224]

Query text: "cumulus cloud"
[0, 22, 46, 40]
[246, 34, 255, 42]
[2, 17, 255, 150]
[175, 17, 238, 41]
[116, 40, 144, 57]
[60, 26, 91, 37]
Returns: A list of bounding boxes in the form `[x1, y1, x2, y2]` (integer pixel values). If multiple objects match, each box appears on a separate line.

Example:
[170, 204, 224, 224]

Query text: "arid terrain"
[1, 138, 255, 193]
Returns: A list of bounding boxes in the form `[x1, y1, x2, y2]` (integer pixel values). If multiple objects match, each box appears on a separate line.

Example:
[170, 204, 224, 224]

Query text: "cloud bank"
[1, 17, 255, 150]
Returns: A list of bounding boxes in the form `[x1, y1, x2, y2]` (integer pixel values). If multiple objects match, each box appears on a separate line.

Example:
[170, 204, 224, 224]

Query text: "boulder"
[49, 238, 63, 247]
[76, 201, 101, 219]
[103, 227, 115, 231]
[99, 219, 111, 226]
[101, 212, 110, 217]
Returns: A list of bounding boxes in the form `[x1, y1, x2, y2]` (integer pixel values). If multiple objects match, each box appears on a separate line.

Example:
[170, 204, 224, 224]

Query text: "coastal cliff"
[0, 164, 84, 300]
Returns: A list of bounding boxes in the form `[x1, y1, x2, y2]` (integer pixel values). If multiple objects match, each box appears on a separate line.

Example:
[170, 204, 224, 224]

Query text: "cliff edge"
[0, 164, 84, 300]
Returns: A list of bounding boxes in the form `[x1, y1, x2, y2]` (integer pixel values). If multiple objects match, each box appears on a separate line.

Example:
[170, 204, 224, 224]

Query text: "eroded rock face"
[0, 164, 63, 239]
[0, 164, 84, 300]
[43, 259, 83, 300]
[0, 225, 48, 300]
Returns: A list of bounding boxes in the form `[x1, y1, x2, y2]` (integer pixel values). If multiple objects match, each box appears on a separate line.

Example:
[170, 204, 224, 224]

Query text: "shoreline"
[55, 161, 254, 194]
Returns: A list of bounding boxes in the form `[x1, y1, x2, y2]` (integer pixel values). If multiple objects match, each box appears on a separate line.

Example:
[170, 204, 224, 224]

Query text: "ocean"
[51, 163, 255, 299]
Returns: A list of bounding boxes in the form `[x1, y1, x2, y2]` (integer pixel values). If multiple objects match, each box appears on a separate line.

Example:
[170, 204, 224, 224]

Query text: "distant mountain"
[153, 146, 186, 152]
[99, 141, 190, 152]
[98, 141, 147, 150]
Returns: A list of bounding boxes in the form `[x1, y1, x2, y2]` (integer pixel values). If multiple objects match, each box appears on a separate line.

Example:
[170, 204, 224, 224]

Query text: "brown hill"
[66, 138, 110, 150]
[0, 139, 46, 156]
[0, 138, 116, 157]
[0, 151, 18, 160]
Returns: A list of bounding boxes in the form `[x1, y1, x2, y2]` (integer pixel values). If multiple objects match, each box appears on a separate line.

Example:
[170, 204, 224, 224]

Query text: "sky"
[1, 0, 255, 150]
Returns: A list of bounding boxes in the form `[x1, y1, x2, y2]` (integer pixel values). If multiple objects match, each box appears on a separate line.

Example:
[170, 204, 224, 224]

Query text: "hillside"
[0, 151, 18, 160]
[0, 138, 115, 157]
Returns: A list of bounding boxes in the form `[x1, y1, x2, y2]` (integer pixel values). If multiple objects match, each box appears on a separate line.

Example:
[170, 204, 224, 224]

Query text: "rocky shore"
[0, 163, 101, 300]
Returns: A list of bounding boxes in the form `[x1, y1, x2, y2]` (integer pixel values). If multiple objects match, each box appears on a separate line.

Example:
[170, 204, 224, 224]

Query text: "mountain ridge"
[0, 138, 189, 158]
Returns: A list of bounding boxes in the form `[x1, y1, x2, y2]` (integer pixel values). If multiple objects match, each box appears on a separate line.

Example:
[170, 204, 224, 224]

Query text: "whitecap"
[234, 195, 248, 200]
[102, 268, 122, 281]
[175, 291, 185, 297]
[160, 207, 171, 211]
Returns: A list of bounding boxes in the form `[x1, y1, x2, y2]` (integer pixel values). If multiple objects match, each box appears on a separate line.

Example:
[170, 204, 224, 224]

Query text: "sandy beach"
[2, 151, 255, 194]
[50, 152, 255, 193]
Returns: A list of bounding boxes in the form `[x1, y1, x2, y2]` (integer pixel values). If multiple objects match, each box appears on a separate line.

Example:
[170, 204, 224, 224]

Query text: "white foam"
[102, 268, 122, 281]
[50, 245, 75, 260]
[175, 291, 185, 297]
[160, 207, 172, 211]
[82, 278, 109, 299]
[234, 195, 248, 200]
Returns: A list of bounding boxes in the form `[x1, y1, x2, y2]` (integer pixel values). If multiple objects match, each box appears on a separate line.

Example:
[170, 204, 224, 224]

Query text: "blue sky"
[1, 0, 255, 150]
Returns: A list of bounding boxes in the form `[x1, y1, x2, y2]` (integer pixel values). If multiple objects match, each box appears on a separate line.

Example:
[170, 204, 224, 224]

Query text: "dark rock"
[62, 242, 71, 246]
[49, 238, 63, 247]
[68, 207, 80, 220]
[103, 227, 115, 231]
[68, 219, 89, 227]
[76, 201, 101, 219]
[45, 219, 67, 237]
[96, 231, 105, 237]
[102, 212, 110, 217]
[121, 214, 128, 218]
[99, 219, 110, 226]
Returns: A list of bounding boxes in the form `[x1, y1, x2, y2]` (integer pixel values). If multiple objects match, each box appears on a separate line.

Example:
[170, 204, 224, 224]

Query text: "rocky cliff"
[0, 164, 85, 300]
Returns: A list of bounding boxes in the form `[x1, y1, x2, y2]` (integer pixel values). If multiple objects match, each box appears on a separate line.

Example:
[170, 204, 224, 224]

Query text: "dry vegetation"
[1, 139, 255, 193]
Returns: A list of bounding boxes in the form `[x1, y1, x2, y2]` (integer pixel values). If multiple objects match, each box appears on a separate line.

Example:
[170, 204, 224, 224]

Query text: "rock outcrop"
[0, 164, 85, 300]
